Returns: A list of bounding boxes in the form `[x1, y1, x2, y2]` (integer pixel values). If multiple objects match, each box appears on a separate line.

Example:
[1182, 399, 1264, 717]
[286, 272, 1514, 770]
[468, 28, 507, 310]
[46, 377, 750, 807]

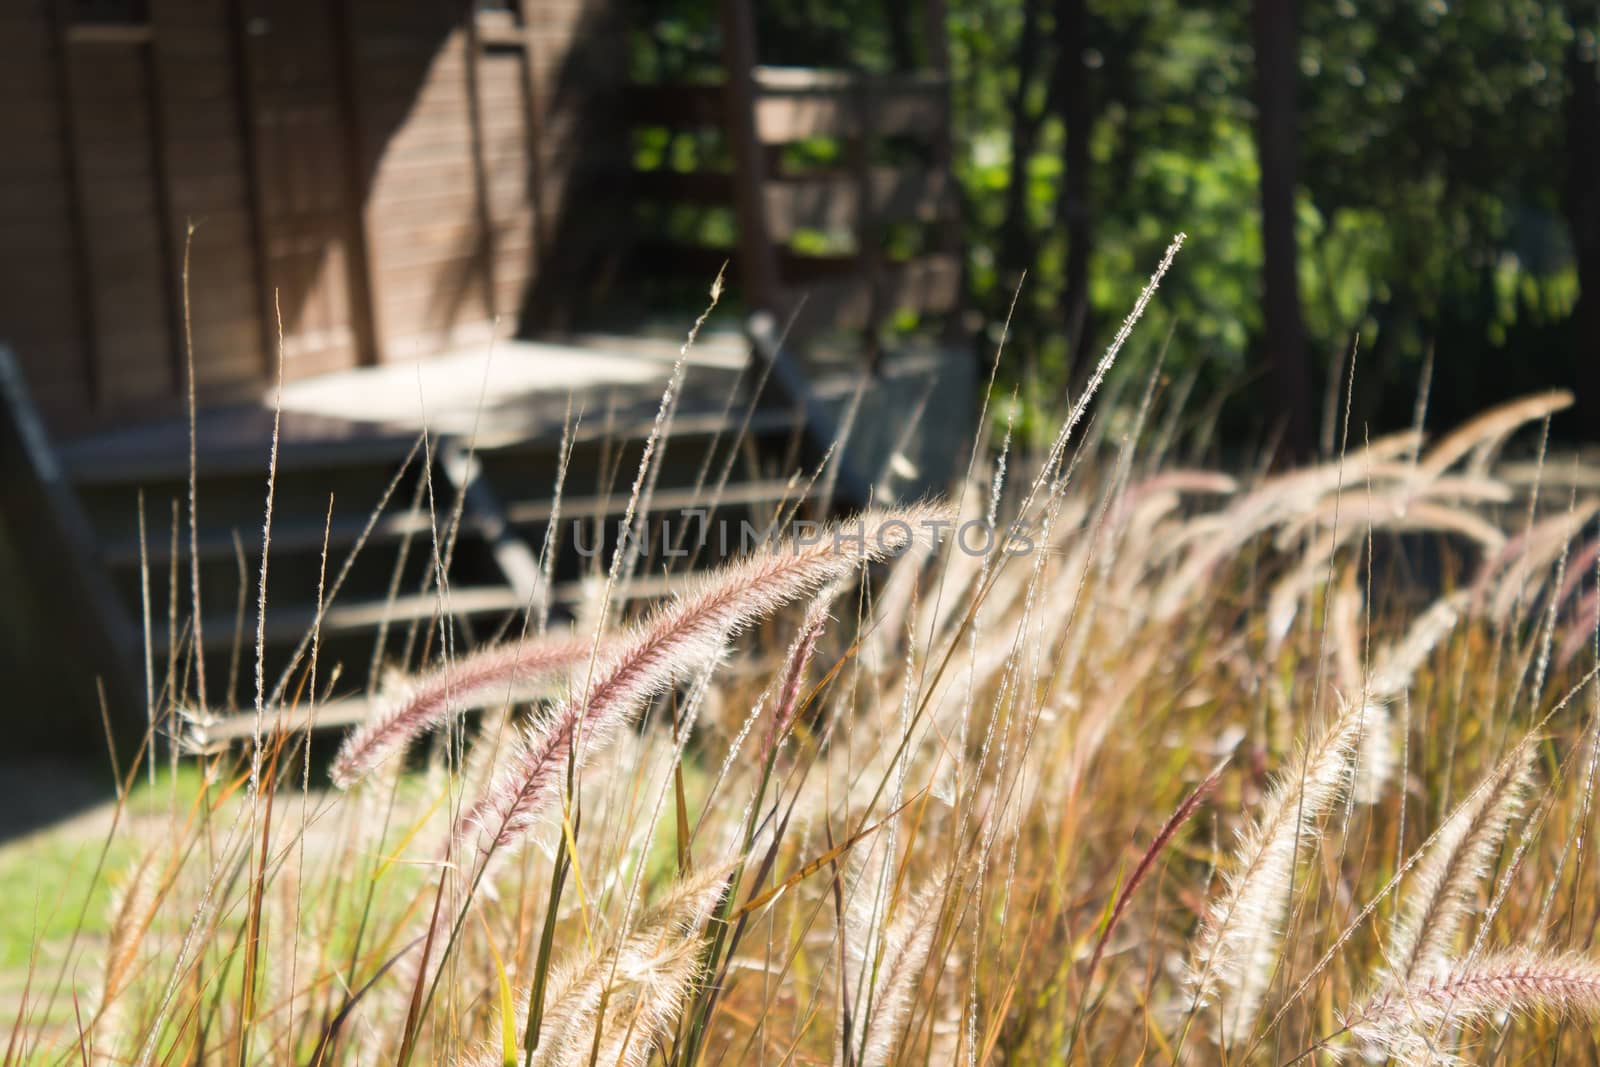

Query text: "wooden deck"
[56, 332, 757, 484]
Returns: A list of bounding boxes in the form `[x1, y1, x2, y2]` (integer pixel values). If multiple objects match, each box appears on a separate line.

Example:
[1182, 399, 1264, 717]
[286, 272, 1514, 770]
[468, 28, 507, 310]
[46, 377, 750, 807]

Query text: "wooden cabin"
[0, 0, 969, 747]
[2, 0, 634, 434]
[2, 0, 962, 437]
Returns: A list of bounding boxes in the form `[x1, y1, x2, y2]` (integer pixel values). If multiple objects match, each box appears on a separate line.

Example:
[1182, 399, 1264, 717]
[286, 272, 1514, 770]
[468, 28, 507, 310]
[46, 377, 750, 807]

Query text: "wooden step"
[154, 585, 528, 654]
[100, 477, 813, 567]
[501, 476, 810, 526]
[152, 570, 703, 655]
[59, 410, 423, 488]
[58, 358, 798, 490]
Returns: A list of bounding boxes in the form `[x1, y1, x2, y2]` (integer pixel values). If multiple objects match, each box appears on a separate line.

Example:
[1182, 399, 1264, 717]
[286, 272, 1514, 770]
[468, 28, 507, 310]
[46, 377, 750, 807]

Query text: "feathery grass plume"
[93, 845, 162, 1054]
[1350, 702, 1395, 806]
[1380, 744, 1537, 987]
[1413, 389, 1573, 481]
[1188, 698, 1368, 1045]
[460, 504, 951, 864]
[761, 588, 834, 763]
[459, 863, 733, 1067]
[1369, 591, 1467, 699]
[1483, 502, 1600, 622]
[1559, 587, 1598, 666]
[1152, 432, 1423, 621]
[330, 632, 598, 787]
[851, 867, 949, 1067]
[1270, 473, 1513, 554]
[1109, 469, 1238, 529]
[1349, 948, 1600, 1064]
[1266, 502, 1504, 652]
[1330, 573, 1364, 696]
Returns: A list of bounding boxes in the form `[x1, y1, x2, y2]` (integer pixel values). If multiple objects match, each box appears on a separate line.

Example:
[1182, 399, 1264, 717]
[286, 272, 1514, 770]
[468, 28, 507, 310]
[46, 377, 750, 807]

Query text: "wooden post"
[718, 0, 781, 315]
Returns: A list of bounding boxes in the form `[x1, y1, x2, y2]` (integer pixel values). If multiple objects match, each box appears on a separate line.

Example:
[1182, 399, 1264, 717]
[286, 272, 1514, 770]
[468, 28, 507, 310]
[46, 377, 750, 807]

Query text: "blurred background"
[629, 0, 1598, 450]
[1, 0, 1594, 763]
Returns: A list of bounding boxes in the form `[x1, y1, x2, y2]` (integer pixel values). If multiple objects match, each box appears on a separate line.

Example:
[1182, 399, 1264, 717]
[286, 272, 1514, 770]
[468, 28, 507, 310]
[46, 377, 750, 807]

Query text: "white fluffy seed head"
[1189, 699, 1370, 1045]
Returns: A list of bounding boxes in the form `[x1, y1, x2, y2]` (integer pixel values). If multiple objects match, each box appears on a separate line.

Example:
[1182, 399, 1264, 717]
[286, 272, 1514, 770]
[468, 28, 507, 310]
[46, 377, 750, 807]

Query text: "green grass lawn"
[0, 765, 206, 971]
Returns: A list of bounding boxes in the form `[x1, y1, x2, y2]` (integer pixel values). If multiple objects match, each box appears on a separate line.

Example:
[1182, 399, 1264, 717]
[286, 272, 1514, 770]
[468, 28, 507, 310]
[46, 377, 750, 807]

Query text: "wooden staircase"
[4, 340, 832, 746]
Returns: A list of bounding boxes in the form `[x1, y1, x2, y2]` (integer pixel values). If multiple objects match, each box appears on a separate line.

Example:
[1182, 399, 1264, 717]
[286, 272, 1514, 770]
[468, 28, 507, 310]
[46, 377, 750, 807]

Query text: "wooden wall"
[151, 0, 262, 397]
[64, 40, 176, 412]
[352, 5, 496, 359]
[0, 1, 265, 432]
[477, 36, 541, 328]
[349, 1, 625, 359]
[0, 0, 624, 435]
[519, 0, 630, 327]
[0, 2, 93, 429]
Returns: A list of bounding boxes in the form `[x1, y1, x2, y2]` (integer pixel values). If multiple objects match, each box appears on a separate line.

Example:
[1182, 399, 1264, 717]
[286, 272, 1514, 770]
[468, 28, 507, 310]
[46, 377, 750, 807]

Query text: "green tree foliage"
[952, 0, 1594, 439]
[627, 0, 1596, 440]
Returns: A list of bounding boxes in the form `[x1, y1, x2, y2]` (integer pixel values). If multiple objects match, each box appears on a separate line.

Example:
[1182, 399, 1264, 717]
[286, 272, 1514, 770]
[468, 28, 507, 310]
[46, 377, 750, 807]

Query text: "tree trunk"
[1564, 31, 1600, 429]
[1253, 0, 1313, 460]
[1053, 0, 1093, 384]
[882, 0, 917, 71]
[998, 0, 1046, 291]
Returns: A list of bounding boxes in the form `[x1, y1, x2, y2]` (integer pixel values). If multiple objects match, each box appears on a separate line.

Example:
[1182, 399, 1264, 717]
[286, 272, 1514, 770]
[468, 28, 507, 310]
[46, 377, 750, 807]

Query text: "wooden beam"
[633, 167, 956, 238]
[65, 23, 153, 45]
[752, 68, 947, 142]
[627, 71, 949, 143]
[764, 168, 954, 238]
[0, 344, 143, 732]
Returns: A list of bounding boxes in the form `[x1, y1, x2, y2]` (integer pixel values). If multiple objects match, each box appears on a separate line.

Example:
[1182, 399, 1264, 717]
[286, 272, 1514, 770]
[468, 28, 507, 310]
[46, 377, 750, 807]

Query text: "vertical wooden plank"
[518, 17, 550, 281]
[141, 35, 185, 398]
[226, 0, 276, 377]
[43, 0, 102, 413]
[464, 14, 499, 323]
[330, 0, 379, 365]
[65, 42, 176, 412]
[234, 0, 368, 378]
[138, 0, 278, 400]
